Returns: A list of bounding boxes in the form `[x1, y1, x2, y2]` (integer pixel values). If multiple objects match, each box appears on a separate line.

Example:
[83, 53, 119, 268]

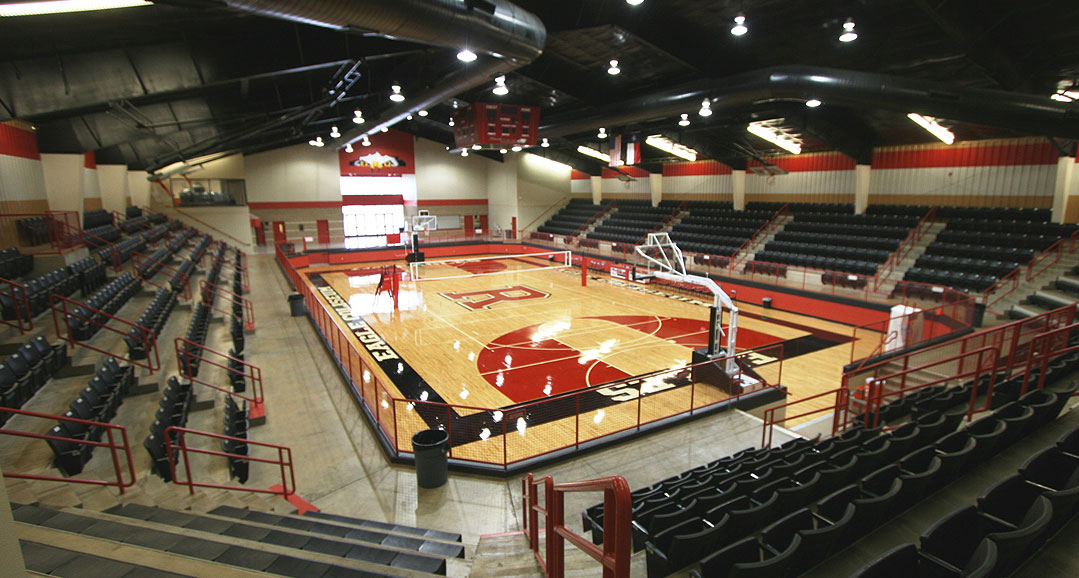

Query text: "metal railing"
[132, 251, 192, 301]
[199, 279, 254, 332]
[0, 210, 82, 255]
[982, 228, 1079, 309]
[1019, 321, 1079, 395]
[873, 207, 936, 291]
[50, 293, 160, 371]
[164, 426, 295, 497]
[522, 473, 632, 578]
[174, 337, 264, 417]
[729, 203, 789, 272]
[0, 406, 136, 493]
[761, 387, 850, 448]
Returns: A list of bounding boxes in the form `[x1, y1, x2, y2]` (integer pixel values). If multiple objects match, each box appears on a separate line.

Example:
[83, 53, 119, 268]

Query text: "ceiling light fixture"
[362, 137, 372, 146]
[678, 113, 691, 127]
[329, 126, 340, 138]
[499, 148, 508, 154]
[418, 110, 428, 117]
[731, 15, 748, 36]
[492, 75, 509, 96]
[607, 59, 621, 75]
[1051, 88, 1078, 102]
[839, 18, 858, 42]
[907, 113, 955, 144]
[805, 99, 822, 108]
[0, 0, 150, 17]
[344, 143, 353, 153]
[626, 0, 644, 5]
[352, 110, 364, 124]
[747, 120, 803, 154]
[406, 114, 413, 121]
[597, 127, 607, 139]
[461, 150, 469, 157]
[472, 144, 482, 150]
[698, 99, 712, 117]
[308, 136, 325, 148]
[541, 137, 550, 148]
[457, 49, 477, 62]
[511, 145, 523, 152]
[380, 127, 388, 133]
[577, 145, 612, 163]
[645, 134, 698, 161]
[389, 83, 405, 102]
[448, 118, 455, 127]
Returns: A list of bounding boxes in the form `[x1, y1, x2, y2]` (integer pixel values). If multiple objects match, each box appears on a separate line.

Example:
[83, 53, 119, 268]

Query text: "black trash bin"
[412, 429, 449, 488]
[287, 294, 306, 317]
[762, 297, 772, 309]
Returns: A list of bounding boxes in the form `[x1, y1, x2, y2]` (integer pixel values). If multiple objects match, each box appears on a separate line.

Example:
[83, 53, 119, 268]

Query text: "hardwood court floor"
[301, 254, 880, 458]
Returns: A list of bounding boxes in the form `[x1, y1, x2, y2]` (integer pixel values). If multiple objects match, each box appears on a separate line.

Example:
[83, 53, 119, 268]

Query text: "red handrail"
[1020, 321, 1079, 395]
[0, 277, 32, 333]
[0, 406, 136, 494]
[873, 207, 936, 291]
[132, 251, 192, 301]
[213, 253, 250, 292]
[729, 203, 789, 271]
[523, 473, 632, 578]
[761, 387, 850, 448]
[164, 426, 295, 497]
[199, 279, 255, 332]
[174, 337, 264, 417]
[50, 293, 160, 372]
[982, 228, 1079, 307]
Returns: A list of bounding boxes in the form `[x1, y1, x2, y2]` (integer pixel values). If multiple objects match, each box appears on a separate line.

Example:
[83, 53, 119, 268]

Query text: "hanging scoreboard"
[452, 102, 540, 149]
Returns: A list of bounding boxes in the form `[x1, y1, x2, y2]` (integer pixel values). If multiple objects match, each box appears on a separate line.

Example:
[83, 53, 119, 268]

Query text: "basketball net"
[635, 233, 740, 375]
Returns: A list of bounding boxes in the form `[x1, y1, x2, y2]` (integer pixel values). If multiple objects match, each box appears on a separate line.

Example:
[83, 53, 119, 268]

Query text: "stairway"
[991, 253, 1079, 321]
[12, 499, 466, 577]
[469, 531, 652, 578]
[874, 221, 946, 296]
[733, 213, 794, 270]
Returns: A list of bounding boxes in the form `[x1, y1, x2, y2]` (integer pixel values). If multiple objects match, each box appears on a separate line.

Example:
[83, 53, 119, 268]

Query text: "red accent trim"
[601, 166, 650, 178]
[417, 198, 488, 206]
[344, 194, 404, 206]
[571, 169, 591, 180]
[249, 201, 343, 209]
[84, 151, 96, 169]
[316, 220, 330, 244]
[0, 123, 41, 160]
[662, 160, 733, 176]
[872, 142, 1059, 169]
[747, 151, 855, 172]
[269, 484, 319, 515]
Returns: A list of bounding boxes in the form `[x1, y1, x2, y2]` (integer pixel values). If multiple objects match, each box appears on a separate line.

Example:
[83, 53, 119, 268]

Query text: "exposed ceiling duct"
[223, 0, 546, 147]
[540, 66, 1079, 141]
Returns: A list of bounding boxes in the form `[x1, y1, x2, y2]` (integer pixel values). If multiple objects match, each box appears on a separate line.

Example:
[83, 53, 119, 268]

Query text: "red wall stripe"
[662, 160, 733, 176]
[0, 123, 41, 160]
[571, 169, 591, 180]
[249, 201, 343, 209]
[872, 142, 1058, 169]
[417, 199, 488, 206]
[602, 166, 650, 178]
[747, 151, 855, 173]
[84, 151, 96, 169]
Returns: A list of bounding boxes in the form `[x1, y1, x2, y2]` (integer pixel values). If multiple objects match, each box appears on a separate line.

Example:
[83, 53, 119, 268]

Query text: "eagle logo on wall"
[351, 152, 407, 171]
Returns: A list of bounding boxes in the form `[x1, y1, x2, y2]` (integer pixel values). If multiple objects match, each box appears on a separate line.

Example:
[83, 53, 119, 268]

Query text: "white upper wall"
[516, 153, 571, 230]
[245, 143, 340, 203]
[414, 138, 489, 201]
[40, 154, 84, 212]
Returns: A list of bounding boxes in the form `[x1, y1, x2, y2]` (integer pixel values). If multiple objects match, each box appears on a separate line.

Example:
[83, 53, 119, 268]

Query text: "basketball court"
[296, 242, 882, 464]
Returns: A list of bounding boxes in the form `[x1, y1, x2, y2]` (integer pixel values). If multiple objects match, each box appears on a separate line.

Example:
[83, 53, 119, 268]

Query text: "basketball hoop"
[410, 214, 437, 233]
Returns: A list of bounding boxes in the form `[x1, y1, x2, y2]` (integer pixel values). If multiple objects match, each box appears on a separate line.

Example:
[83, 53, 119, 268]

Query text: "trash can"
[762, 297, 773, 309]
[287, 294, 306, 317]
[412, 429, 449, 488]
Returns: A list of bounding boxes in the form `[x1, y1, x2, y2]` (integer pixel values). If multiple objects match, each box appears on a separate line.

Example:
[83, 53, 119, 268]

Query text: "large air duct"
[541, 66, 1079, 140]
[224, 0, 546, 146]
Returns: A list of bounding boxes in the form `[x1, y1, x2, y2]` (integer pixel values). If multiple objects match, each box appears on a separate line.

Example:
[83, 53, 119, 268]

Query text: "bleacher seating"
[0, 336, 68, 426]
[0, 247, 34, 279]
[82, 209, 112, 230]
[179, 302, 212, 377]
[140, 223, 169, 244]
[537, 199, 611, 237]
[223, 395, 249, 483]
[46, 357, 133, 476]
[125, 205, 142, 219]
[118, 215, 150, 233]
[16, 216, 49, 246]
[1, 265, 80, 320]
[66, 272, 141, 340]
[135, 247, 171, 282]
[82, 225, 121, 249]
[67, 256, 107, 296]
[144, 376, 194, 482]
[124, 287, 179, 360]
[98, 237, 146, 267]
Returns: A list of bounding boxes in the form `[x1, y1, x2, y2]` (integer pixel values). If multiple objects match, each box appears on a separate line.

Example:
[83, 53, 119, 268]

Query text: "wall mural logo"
[440, 285, 550, 311]
[350, 151, 407, 171]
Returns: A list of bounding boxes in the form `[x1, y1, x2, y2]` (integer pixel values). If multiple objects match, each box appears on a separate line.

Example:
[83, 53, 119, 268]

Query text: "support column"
[1052, 156, 1075, 223]
[732, 170, 746, 210]
[590, 175, 602, 205]
[649, 173, 663, 207]
[855, 164, 872, 214]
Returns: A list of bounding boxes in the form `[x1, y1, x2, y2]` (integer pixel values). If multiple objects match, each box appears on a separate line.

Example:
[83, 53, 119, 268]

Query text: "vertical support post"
[547, 479, 563, 578]
[581, 263, 587, 287]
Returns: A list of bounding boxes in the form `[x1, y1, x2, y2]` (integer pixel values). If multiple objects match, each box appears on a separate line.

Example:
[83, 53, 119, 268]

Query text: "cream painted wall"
[98, 165, 129, 213]
[245, 143, 341, 203]
[161, 205, 253, 251]
[414, 138, 489, 201]
[194, 154, 245, 179]
[487, 155, 518, 231]
[41, 153, 85, 212]
[128, 171, 151, 207]
[516, 153, 571, 231]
